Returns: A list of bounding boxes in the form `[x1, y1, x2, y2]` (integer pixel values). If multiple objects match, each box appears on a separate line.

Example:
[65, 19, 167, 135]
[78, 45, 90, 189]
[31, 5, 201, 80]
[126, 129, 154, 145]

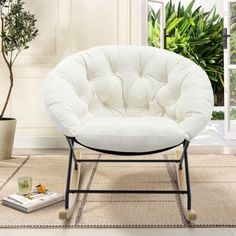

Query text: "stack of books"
[2, 191, 64, 213]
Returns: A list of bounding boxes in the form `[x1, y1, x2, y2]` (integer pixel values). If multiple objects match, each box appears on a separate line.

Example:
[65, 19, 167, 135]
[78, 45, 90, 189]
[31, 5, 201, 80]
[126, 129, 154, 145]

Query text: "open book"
[2, 191, 64, 213]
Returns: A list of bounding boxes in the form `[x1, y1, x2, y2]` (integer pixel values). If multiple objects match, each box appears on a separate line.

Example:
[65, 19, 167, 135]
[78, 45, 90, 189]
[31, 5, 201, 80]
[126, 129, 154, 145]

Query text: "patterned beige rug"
[1, 151, 236, 228]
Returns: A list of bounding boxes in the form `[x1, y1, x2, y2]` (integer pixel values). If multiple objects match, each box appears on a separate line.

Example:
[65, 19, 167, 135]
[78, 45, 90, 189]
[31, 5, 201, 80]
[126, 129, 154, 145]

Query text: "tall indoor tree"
[0, 0, 38, 117]
[0, 0, 38, 159]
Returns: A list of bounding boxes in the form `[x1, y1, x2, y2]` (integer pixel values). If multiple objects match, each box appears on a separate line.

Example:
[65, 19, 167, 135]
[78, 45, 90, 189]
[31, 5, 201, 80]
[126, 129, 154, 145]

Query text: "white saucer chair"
[44, 46, 213, 222]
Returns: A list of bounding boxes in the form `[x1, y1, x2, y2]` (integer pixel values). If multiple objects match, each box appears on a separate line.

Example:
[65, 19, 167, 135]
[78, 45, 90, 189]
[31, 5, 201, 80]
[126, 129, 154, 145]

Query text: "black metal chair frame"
[64, 136, 192, 212]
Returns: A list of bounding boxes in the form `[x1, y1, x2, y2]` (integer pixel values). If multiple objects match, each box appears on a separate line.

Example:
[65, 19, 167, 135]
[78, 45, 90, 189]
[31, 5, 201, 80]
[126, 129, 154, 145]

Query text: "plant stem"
[12, 49, 21, 65]
[1, 18, 10, 69]
[0, 71, 13, 118]
[0, 17, 13, 118]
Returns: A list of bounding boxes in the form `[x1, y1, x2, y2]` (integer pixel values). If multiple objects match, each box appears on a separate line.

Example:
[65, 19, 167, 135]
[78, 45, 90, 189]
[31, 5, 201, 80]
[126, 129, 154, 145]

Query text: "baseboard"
[13, 136, 68, 148]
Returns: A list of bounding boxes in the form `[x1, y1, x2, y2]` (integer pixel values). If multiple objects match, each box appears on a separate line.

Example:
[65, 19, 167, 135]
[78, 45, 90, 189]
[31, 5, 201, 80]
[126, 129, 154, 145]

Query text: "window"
[147, 0, 165, 48]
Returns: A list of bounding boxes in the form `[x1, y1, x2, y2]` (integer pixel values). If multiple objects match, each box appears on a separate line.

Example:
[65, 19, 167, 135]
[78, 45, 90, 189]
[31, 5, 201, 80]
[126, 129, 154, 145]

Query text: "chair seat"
[75, 117, 187, 153]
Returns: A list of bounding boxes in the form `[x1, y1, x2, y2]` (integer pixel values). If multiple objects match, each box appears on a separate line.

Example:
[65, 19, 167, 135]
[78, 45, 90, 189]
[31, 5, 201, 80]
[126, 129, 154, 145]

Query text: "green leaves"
[1, 0, 39, 64]
[148, 7, 161, 48]
[0, 0, 9, 7]
[166, 16, 183, 34]
[212, 111, 224, 120]
[148, 0, 224, 105]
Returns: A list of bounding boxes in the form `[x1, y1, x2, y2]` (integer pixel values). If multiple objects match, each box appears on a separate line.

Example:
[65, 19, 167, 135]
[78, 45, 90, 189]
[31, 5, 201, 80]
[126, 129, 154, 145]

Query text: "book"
[2, 191, 64, 213]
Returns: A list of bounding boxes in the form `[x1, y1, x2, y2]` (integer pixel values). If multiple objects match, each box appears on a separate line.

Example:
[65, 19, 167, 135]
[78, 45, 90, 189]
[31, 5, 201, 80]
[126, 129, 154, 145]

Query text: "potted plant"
[0, 0, 38, 159]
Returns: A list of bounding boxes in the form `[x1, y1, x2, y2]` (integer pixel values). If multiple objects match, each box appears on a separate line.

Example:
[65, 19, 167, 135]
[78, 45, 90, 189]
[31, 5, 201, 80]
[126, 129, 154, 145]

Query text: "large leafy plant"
[0, 0, 38, 118]
[148, 0, 224, 105]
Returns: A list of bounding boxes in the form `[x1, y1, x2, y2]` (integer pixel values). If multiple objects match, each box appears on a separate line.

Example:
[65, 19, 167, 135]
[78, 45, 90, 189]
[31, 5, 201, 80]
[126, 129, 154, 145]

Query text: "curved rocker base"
[60, 137, 196, 223]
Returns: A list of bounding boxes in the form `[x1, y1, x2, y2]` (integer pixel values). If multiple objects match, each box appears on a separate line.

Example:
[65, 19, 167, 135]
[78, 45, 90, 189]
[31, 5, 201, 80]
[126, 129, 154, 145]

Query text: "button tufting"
[46, 46, 213, 143]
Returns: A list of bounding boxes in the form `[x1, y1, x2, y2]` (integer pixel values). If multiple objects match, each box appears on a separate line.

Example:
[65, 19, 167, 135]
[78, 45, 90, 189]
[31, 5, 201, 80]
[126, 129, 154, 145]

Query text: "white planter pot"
[0, 118, 16, 160]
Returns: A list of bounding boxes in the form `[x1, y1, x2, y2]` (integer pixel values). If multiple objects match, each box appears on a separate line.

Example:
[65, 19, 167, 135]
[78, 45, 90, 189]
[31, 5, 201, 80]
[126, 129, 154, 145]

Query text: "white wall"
[0, 0, 133, 148]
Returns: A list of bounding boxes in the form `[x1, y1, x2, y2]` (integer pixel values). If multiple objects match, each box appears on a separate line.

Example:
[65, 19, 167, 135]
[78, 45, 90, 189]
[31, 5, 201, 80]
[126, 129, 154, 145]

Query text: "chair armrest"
[175, 71, 214, 140]
[44, 71, 92, 137]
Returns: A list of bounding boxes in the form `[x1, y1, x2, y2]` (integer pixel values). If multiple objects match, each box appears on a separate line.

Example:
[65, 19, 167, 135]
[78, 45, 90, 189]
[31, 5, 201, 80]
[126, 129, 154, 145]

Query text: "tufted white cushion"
[44, 46, 213, 153]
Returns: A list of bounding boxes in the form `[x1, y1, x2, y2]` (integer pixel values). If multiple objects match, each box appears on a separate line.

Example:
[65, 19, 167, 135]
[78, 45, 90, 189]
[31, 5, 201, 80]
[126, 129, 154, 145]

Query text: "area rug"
[1, 151, 236, 228]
